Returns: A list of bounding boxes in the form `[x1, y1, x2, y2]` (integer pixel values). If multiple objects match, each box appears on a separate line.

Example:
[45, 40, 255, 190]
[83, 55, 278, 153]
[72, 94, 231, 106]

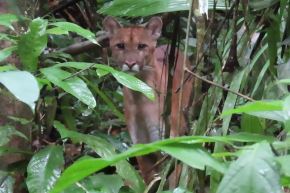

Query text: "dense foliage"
[1, 0, 290, 193]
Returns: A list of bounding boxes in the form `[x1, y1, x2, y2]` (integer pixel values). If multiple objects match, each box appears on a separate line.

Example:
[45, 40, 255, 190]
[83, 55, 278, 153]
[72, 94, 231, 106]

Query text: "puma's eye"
[116, 43, 125, 49]
[138, 44, 147, 50]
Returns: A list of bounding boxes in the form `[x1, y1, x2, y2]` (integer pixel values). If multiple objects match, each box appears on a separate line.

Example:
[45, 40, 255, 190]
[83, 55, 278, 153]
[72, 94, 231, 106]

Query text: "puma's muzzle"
[121, 63, 140, 72]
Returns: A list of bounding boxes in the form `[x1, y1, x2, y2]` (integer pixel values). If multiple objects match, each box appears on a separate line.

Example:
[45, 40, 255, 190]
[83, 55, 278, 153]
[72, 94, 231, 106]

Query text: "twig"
[62, 63, 95, 81]
[59, 33, 108, 55]
[185, 68, 255, 102]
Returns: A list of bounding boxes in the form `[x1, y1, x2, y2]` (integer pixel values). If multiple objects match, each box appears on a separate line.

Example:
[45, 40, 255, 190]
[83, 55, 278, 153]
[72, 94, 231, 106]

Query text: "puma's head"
[103, 16, 162, 73]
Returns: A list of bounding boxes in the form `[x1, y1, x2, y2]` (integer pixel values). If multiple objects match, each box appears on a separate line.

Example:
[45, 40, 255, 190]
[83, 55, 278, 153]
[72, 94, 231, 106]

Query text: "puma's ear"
[103, 16, 122, 36]
[145, 17, 163, 39]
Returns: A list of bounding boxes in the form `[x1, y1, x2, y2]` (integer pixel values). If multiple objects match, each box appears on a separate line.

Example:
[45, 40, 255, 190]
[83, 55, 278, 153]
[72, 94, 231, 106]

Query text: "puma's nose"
[125, 59, 137, 67]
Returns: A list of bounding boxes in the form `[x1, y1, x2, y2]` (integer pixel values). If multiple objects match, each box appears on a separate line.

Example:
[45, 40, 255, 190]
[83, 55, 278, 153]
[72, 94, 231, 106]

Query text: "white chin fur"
[122, 64, 130, 71]
[121, 64, 140, 72]
[132, 65, 140, 72]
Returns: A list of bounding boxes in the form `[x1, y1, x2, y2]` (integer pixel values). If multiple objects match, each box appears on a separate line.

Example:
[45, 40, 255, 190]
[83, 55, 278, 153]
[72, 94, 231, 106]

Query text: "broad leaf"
[158, 143, 226, 173]
[0, 171, 14, 193]
[49, 133, 270, 193]
[48, 22, 97, 44]
[54, 121, 144, 193]
[0, 46, 17, 62]
[49, 62, 155, 100]
[222, 100, 283, 116]
[241, 114, 265, 134]
[216, 142, 282, 193]
[96, 65, 155, 100]
[82, 174, 123, 193]
[0, 64, 17, 72]
[17, 18, 48, 71]
[0, 71, 39, 110]
[249, 0, 279, 10]
[222, 96, 290, 122]
[99, 0, 228, 17]
[26, 146, 64, 193]
[0, 14, 18, 29]
[0, 125, 27, 146]
[54, 62, 94, 70]
[41, 67, 96, 108]
[276, 155, 290, 177]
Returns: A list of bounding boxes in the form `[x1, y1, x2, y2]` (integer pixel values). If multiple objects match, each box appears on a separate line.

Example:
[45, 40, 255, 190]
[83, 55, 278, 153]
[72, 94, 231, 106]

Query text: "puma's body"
[103, 17, 193, 183]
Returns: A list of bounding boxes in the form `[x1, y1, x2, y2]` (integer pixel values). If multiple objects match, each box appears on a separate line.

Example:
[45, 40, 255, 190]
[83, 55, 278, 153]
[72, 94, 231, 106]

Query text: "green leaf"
[249, 0, 279, 10]
[222, 96, 290, 122]
[17, 18, 48, 71]
[26, 146, 64, 193]
[221, 69, 245, 134]
[222, 100, 283, 116]
[0, 64, 17, 72]
[216, 142, 282, 193]
[8, 116, 32, 125]
[277, 78, 290, 84]
[267, 16, 280, 73]
[49, 22, 98, 44]
[53, 62, 94, 70]
[96, 65, 155, 100]
[48, 62, 154, 100]
[45, 27, 69, 35]
[0, 125, 27, 146]
[0, 46, 17, 62]
[41, 67, 96, 108]
[0, 171, 14, 193]
[53, 121, 144, 193]
[99, 0, 229, 17]
[82, 174, 124, 193]
[241, 114, 265, 134]
[158, 143, 226, 173]
[276, 155, 290, 177]
[0, 71, 39, 110]
[0, 14, 18, 29]
[50, 133, 270, 193]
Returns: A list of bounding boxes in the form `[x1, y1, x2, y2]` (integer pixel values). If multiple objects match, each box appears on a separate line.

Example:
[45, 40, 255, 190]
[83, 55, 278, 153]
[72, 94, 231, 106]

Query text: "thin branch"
[185, 68, 255, 102]
[62, 63, 95, 81]
[59, 33, 108, 55]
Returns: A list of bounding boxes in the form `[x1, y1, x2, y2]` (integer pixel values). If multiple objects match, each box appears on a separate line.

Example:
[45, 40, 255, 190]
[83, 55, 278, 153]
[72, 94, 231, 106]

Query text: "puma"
[103, 16, 193, 183]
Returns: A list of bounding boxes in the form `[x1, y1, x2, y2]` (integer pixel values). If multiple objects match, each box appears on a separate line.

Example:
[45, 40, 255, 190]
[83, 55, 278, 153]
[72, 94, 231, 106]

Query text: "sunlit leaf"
[249, 0, 279, 10]
[217, 142, 282, 193]
[0, 171, 14, 193]
[0, 46, 17, 62]
[26, 146, 64, 193]
[99, 0, 228, 17]
[49, 133, 270, 193]
[0, 125, 27, 146]
[17, 18, 48, 71]
[53, 62, 94, 70]
[95, 65, 155, 101]
[0, 71, 39, 110]
[276, 155, 290, 177]
[157, 143, 226, 173]
[54, 121, 144, 192]
[49, 22, 98, 44]
[0, 14, 18, 29]
[241, 114, 265, 134]
[41, 67, 96, 108]
[222, 100, 283, 116]
[47, 62, 155, 100]
[81, 174, 124, 193]
[0, 64, 17, 72]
